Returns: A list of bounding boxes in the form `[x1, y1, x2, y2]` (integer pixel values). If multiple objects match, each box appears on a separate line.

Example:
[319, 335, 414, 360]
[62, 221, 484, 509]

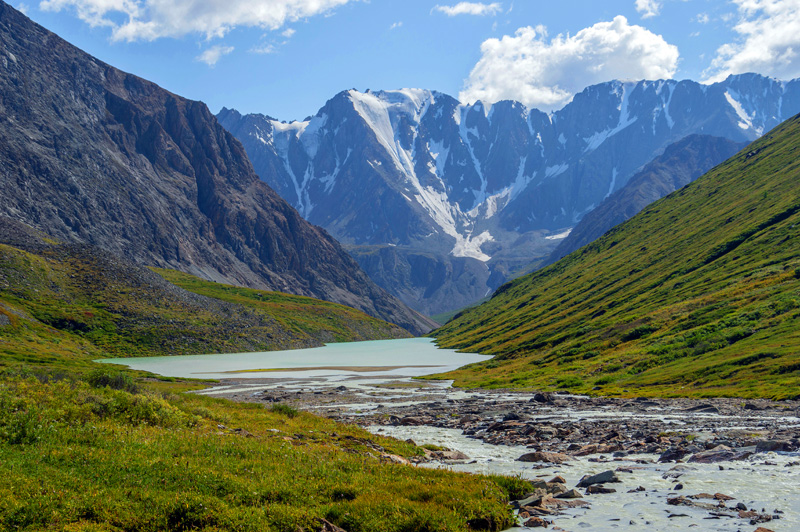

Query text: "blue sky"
[14, 0, 800, 120]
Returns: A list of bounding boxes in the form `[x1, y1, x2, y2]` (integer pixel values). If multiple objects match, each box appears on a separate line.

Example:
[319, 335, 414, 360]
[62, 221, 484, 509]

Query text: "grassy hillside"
[0, 229, 522, 530]
[433, 115, 800, 399]
[0, 224, 408, 374]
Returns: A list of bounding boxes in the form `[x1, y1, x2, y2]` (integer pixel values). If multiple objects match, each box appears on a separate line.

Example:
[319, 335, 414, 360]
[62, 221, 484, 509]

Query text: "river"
[101, 338, 800, 531]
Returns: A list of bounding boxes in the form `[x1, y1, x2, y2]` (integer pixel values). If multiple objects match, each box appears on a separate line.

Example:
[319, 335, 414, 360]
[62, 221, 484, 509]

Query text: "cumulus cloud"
[281, 28, 295, 38]
[195, 44, 233, 66]
[432, 2, 502, 16]
[704, 0, 800, 82]
[635, 0, 661, 18]
[389, 21, 402, 30]
[460, 16, 679, 111]
[39, 0, 356, 41]
[696, 12, 710, 24]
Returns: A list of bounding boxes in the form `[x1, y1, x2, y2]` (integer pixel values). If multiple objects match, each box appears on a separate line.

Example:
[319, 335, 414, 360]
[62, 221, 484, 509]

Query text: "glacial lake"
[99, 337, 490, 382]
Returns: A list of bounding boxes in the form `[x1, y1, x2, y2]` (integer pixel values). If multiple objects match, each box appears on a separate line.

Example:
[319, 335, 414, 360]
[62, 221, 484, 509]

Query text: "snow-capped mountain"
[218, 74, 800, 316]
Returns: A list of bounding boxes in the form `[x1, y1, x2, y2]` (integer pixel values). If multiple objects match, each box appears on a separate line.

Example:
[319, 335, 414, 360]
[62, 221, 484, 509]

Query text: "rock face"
[219, 77, 800, 315]
[547, 135, 748, 264]
[0, 2, 435, 335]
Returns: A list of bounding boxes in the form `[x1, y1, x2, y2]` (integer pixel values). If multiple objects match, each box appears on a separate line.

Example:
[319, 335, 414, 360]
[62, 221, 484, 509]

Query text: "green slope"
[0, 233, 409, 372]
[0, 231, 522, 531]
[432, 115, 800, 399]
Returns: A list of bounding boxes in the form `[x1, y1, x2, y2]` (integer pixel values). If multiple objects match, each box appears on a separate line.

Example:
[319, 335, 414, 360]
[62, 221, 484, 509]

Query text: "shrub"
[271, 403, 299, 418]
[86, 369, 139, 393]
[555, 376, 584, 389]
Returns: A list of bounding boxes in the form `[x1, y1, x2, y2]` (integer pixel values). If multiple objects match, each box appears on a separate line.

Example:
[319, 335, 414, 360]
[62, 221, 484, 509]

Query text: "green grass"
[0, 241, 407, 371]
[430, 297, 490, 326]
[432, 115, 800, 399]
[153, 268, 409, 346]
[0, 240, 521, 531]
[0, 372, 517, 531]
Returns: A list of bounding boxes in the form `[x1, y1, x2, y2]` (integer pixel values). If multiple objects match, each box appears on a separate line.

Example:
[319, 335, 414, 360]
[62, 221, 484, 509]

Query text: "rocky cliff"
[0, 2, 435, 334]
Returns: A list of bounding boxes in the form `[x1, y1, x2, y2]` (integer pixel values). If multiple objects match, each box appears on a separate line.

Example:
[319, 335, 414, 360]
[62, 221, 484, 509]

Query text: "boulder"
[431, 450, 469, 461]
[755, 440, 793, 453]
[659, 448, 690, 462]
[523, 516, 550, 528]
[531, 393, 553, 404]
[586, 485, 617, 494]
[379, 454, 409, 465]
[577, 470, 620, 487]
[688, 446, 753, 463]
[517, 451, 571, 464]
[512, 489, 548, 509]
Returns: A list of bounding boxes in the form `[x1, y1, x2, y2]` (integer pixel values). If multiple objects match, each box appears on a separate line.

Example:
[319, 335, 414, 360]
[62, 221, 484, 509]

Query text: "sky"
[12, 0, 800, 121]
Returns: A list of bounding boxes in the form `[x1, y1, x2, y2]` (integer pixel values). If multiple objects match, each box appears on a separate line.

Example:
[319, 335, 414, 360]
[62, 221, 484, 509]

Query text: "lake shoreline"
[203, 377, 800, 456]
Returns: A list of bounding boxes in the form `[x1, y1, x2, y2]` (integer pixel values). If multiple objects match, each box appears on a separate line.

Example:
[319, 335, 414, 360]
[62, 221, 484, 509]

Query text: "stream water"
[371, 425, 799, 531]
[102, 339, 800, 531]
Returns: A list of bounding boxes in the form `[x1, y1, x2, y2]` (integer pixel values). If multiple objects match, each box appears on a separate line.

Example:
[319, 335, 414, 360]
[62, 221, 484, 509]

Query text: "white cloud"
[389, 21, 402, 30]
[16, 3, 29, 14]
[460, 16, 679, 112]
[195, 44, 233, 66]
[39, 0, 356, 41]
[705, 0, 800, 82]
[250, 43, 276, 54]
[635, 0, 661, 18]
[696, 12, 710, 24]
[281, 27, 296, 38]
[432, 2, 502, 17]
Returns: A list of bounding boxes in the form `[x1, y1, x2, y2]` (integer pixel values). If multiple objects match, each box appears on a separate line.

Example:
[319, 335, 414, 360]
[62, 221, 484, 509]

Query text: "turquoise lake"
[99, 337, 490, 381]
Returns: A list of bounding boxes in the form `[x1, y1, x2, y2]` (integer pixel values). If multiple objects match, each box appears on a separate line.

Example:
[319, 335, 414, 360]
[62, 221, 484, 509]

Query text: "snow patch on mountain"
[584, 82, 638, 152]
[606, 167, 618, 199]
[452, 231, 494, 261]
[725, 90, 763, 135]
[428, 138, 450, 178]
[545, 229, 572, 240]
[546, 163, 569, 178]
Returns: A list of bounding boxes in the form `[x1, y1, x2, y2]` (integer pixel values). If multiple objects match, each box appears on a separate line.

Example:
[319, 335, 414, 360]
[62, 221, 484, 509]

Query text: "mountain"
[0, 2, 435, 335]
[219, 76, 800, 315]
[0, 216, 408, 363]
[432, 113, 800, 398]
[547, 135, 748, 264]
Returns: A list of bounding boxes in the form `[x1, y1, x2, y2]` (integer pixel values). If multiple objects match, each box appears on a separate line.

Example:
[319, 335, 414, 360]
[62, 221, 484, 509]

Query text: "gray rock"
[688, 446, 753, 463]
[577, 470, 620, 488]
[755, 440, 793, 453]
[517, 451, 571, 464]
[556, 489, 584, 499]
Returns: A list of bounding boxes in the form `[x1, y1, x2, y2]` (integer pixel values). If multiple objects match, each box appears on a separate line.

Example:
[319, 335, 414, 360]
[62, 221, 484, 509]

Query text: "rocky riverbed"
[202, 378, 800, 531]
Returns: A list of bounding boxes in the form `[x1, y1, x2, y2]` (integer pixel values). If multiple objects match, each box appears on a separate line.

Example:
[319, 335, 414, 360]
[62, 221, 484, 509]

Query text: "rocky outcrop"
[0, 2, 435, 334]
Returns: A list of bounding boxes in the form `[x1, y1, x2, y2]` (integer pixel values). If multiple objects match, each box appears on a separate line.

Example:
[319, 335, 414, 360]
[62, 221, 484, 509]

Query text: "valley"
[1, 1, 800, 531]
